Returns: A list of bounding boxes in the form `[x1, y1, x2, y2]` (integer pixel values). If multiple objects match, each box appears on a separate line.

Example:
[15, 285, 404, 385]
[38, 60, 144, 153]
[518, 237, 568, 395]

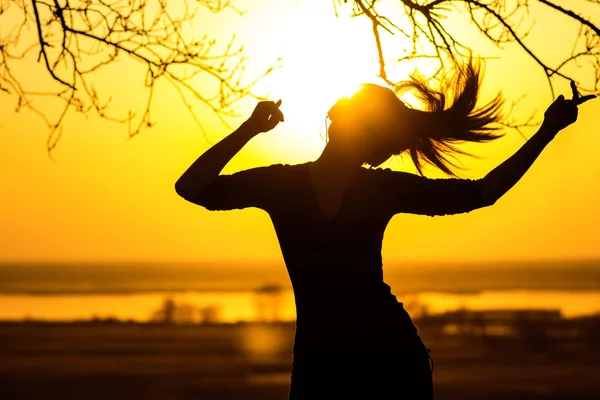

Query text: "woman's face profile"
[327, 118, 379, 165]
[327, 87, 409, 167]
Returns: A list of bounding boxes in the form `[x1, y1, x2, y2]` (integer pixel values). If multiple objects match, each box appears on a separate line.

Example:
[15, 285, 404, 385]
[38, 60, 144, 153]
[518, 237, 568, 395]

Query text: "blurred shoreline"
[1, 259, 599, 323]
[0, 258, 598, 295]
[1, 289, 599, 323]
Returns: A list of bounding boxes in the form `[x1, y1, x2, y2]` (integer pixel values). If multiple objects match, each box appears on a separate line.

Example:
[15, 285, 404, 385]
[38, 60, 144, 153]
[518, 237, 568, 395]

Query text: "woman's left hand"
[543, 81, 596, 132]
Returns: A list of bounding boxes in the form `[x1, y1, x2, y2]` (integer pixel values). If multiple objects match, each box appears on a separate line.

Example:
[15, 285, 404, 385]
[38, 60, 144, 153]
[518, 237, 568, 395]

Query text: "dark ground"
[0, 322, 598, 399]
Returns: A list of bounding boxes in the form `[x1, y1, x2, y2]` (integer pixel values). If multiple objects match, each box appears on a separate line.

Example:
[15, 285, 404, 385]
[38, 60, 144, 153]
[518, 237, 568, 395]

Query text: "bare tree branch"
[0, 0, 279, 156]
[3, 0, 598, 153]
[338, 0, 600, 134]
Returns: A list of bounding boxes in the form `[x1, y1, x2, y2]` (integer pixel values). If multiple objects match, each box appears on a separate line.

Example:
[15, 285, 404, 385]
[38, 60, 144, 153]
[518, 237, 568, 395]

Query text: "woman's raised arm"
[175, 100, 283, 203]
[379, 82, 595, 218]
[480, 82, 596, 205]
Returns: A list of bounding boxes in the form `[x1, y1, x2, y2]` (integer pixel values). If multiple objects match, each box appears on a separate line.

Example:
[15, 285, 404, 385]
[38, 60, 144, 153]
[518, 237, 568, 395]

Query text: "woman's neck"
[311, 146, 363, 188]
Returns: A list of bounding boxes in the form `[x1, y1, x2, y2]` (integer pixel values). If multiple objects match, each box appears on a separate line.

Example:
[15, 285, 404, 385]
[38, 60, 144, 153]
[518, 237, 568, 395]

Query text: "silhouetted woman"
[175, 60, 595, 399]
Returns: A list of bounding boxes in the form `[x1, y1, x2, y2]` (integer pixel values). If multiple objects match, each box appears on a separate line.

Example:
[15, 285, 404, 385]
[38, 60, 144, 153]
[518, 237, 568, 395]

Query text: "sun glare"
[255, 4, 386, 160]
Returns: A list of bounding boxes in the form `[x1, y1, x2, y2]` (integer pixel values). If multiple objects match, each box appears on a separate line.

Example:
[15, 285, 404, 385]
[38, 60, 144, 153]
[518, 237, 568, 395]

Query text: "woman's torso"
[264, 162, 418, 353]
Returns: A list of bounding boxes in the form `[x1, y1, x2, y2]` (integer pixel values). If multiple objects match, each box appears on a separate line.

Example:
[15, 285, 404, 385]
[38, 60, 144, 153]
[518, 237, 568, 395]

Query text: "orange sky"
[1, 0, 599, 266]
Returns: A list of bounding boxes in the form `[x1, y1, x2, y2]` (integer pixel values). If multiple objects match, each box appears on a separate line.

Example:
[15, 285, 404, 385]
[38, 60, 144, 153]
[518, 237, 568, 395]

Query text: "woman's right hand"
[246, 100, 284, 133]
[543, 81, 596, 132]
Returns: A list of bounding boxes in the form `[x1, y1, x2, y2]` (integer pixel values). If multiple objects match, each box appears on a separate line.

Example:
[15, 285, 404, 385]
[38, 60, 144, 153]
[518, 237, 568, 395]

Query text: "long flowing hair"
[393, 59, 505, 177]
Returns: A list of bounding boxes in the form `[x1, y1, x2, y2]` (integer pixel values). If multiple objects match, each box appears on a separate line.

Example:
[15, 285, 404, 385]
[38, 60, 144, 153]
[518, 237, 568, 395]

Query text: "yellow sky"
[1, 0, 599, 266]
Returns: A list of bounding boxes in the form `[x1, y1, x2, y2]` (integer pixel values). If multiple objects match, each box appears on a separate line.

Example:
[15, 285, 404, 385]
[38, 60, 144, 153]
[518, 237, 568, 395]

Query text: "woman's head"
[325, 59, 506, 176]
[326, 83, 408, 167]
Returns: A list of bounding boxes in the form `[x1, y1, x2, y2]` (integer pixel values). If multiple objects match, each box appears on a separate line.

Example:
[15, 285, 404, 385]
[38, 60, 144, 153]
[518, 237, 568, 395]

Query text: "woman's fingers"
[545, 86, 596, 130]
[265, 109, 284, 129]
[248, 99, 284, 132]
[263, 100, 282, 118]
[569, 81, 598, 105]
[576, 94, 597, 105]
[570, 80, 580, 101]
[267, 100, 284, 123]
[255, 101, 275, 116]
[268, 117, 281, 130]
[276, 108, 284, 122]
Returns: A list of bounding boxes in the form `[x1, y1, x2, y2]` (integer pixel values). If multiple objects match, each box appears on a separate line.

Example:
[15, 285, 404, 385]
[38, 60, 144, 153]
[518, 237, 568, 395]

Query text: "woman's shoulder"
[279, 161, 311, 168]
[261, 161, 310, 173]
[361, 166, 413, 179]
[248, 162, 310, 185]
[359, 167, 433, 190]
[245, 162, 305, 173]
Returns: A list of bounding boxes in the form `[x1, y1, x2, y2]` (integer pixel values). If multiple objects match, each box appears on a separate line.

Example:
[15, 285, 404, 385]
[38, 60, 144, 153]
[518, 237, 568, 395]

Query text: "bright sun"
[254, 3, 388, 161]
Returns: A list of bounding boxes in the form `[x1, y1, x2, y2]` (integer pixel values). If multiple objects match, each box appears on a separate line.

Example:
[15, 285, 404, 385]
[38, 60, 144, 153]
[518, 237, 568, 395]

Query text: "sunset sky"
[1, 0, 599, 267]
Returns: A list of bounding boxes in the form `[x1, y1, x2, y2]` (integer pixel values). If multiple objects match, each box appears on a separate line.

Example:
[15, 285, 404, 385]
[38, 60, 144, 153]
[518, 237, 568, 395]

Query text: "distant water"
[0, 259, 598, 322]
[0, 259, 598, 294]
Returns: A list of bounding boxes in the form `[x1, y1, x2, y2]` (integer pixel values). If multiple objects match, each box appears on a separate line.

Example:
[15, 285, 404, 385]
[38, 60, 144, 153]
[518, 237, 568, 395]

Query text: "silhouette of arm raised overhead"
[478, 121, 558, 206]
[175, 100, 284, 210]
[481, 82, 595, 205]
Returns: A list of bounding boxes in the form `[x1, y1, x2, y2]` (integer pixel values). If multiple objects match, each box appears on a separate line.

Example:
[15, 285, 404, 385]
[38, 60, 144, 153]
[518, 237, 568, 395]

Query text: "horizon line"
[0, 257, 599, 266]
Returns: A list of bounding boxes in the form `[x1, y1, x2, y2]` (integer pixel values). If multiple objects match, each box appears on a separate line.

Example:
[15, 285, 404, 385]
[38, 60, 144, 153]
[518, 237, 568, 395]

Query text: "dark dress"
[195, 161, 487, 399]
